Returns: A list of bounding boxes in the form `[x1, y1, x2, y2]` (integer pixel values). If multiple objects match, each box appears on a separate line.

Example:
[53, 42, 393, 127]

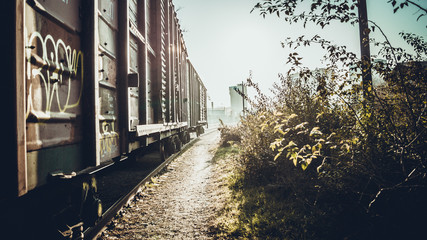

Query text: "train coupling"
[58, 222, 84, 239]
[50, 171, 77, 180]
[48, 171, 103, 237]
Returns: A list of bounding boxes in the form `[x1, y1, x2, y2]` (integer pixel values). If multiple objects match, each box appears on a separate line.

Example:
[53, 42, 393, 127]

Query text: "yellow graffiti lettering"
[99, 121, 119, 158]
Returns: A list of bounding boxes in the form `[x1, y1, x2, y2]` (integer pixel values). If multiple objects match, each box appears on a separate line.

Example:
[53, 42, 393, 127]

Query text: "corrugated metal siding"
[98, 0, 120, 162]
[160, 0, 168, 122]
[187, 60, 207, 127]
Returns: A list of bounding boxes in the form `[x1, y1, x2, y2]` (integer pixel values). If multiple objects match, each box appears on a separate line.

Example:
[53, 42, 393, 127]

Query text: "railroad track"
[83, 135, 203, 240]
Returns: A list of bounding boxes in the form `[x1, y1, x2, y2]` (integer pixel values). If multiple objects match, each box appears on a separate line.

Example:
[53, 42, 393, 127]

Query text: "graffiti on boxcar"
[99, 121, 119, 158]
[25, 29, 84, 119]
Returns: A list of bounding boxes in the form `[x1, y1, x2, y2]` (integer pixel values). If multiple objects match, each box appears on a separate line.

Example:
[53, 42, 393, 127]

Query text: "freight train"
[2, 0, 207, 238]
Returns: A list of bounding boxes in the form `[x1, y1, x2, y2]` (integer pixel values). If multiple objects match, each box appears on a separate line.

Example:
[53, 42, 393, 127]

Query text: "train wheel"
[179, 132, 186, 144]
[159, 141, 166, 161]
[165, 137, 176, 155]
[174, 135, 182, 152]
[183, 131, 190, 144]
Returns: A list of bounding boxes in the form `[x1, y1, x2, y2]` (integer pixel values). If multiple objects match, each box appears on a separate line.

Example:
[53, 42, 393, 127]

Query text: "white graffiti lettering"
[25, 28, 84, 119]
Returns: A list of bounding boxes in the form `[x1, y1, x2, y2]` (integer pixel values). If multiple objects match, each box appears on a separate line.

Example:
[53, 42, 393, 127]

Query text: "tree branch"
[407, 0, 427, 14]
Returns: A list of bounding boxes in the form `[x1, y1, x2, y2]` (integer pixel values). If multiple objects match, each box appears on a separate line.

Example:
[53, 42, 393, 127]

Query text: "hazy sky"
[173, 0, 427, 107]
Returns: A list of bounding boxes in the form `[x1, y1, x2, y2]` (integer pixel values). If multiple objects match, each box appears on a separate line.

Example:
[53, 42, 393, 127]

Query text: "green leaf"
[291, 152, 298, 166]
[274, 152, 282, 161]
[301, 162, 308, 170]
[287, 113, 298, 121]
[326, 132, 336, 140]
[284, 141, 297, 149]
[275, 128, 286, 135]
[341, 143, 350, 153]
[309, 127, 323, 136]
[294, 122, 308, 130]
[352, 137, 359, 144]
[270, 138, 283, 151]
[274, 111, 284, 116]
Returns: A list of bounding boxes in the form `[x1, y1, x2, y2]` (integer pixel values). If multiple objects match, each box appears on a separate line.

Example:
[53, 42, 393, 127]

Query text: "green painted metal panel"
[27, 144, 84, 191]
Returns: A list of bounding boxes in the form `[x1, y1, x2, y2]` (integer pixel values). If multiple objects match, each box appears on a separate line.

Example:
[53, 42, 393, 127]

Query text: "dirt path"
[99, 130, 221, 240]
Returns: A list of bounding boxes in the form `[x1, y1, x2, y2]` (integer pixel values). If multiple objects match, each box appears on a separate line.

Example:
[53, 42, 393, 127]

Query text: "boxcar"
[187, 60, 208, 136]
[2, 0, 207, 237]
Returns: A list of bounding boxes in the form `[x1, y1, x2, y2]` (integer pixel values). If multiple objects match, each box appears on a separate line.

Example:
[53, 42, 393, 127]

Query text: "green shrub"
[218, 119, 243, 147]
[216, 1, 427, 237]
[218, 61, 427, 239]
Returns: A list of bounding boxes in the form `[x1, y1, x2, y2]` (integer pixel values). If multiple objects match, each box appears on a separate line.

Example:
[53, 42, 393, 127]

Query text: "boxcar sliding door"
[24, 0, 85, 192]
[97, 0, 120, 162]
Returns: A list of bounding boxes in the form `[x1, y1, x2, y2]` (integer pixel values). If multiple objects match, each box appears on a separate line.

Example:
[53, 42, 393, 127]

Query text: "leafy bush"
[229, 60, 426, 239]
[220, 21, 426, 240]
[214, 1, 427, 239]
[218, 119, 243, 147]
